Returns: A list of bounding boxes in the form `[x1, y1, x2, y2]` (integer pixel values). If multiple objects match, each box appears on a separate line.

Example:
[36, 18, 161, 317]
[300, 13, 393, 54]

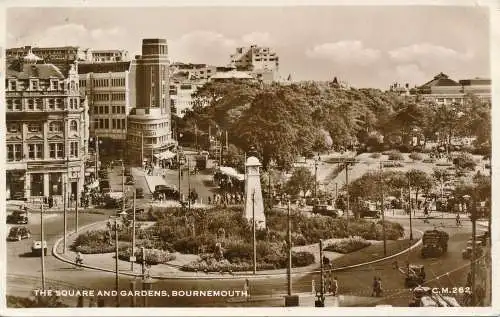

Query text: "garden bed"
[323, 237, 371, 254]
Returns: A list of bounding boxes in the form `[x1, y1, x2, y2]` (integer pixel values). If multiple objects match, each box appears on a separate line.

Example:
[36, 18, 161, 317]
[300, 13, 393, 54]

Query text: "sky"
[5, 6, 491, 89]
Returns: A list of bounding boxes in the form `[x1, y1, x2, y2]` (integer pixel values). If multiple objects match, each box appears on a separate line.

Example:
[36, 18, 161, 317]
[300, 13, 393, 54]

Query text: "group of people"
[208, 192, 244, 206]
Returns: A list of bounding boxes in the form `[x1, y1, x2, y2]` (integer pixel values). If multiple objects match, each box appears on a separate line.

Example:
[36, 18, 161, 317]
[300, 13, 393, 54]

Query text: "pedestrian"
[331, 277, 338, 296]
[456, 213, 462, 227]
[376, 277, 383, 297]
[372, 276, 378, 297]
[208, 196, 212, 205]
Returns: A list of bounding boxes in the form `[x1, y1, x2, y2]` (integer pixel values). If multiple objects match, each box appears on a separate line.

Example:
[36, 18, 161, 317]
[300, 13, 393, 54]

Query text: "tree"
[432, 168, 449, 199]
[406, 169, 433, 208]
[285, 167, 315, 197]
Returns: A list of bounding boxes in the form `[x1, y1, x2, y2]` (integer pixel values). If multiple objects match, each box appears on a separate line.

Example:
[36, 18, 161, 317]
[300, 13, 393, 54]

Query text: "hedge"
[388, 151, 404, 161]
[324, 237, 371, 254]
[409, 152, 424, 161]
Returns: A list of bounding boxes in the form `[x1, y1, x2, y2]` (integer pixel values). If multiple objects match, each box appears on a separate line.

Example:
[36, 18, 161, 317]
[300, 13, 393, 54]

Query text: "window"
[104, 106, 109, 114]
[49, 121, 62, 132]
[27, 99, 34, 110]
[70, 141, 79, 157]
[112, 93, 125, 101]
[437, 98, 445, 102]
[35, 98, 43, 110]
[56, 99, 64, 109]
[48, 99, 55, 110]
[28, 123, 41, 133]
[28, 144, 43, 159]
[7, 123, 19, 133]
[7, 99, 13, 111]
[9, 80, 17, 91]
[104, 119, 109, 129]
[49, 143, 64, 158]
[31, 80, 39, 90]
[14, 99, 22, 111]
[51, 80, 58, 90]
[121, 106, 125, 114]
[7, 144, 22, 161]
[79, 80, 86, 88]
[70, 120, 78, 132]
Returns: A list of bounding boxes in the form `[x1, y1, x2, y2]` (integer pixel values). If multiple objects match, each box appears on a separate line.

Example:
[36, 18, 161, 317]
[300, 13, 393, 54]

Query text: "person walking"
[372, 276, 378, 297]
[456, 213, 462, 227]
[376, 277, 383, 297]
[331, 277, 338, 296]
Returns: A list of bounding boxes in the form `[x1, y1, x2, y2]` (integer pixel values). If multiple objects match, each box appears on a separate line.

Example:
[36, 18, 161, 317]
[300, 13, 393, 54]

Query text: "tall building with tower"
[127, 38, 175, 164]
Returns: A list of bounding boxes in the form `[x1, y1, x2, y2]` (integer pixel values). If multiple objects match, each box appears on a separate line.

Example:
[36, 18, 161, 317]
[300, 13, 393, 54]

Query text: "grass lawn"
[331, 238, 417, 269]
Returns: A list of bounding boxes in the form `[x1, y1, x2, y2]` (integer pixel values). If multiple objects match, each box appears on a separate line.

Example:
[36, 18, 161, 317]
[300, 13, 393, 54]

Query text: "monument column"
[244, 156, 266, 229]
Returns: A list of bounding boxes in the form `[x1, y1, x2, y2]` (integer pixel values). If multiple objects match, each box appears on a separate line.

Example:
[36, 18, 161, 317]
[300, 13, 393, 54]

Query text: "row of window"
[7, 141, 80, 161]
[94, 105, 126, 114]
[6, 97, 79, 111]
[7, 79, 69, 91]
[7, 120, 79, 133]
[128, 135, 170, 144]
[92, 93, 126, 102]
[95, 118, 126, 130]
[128, 122, 169, 130]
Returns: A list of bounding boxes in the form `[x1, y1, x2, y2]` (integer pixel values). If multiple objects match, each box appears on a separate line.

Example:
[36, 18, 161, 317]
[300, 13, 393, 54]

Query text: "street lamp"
[109, 210, 127, 307]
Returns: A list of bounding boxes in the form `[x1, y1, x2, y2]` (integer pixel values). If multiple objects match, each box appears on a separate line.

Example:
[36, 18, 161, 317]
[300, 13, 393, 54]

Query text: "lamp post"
[252, 190, 256, 275]
[314, 159, 318, 203]
[131, 191, 136, 272]
[40, 204, 46, 291]
[110, 210, 127, 307]
[75, 176, 79, 233]
[379, 162, 387, 256]
[63, 156, 69, 254]
[408, 178, 413, 241]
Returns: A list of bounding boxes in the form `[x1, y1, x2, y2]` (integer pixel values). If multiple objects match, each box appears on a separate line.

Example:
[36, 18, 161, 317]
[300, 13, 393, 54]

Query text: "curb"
[52, 222, 423, 281]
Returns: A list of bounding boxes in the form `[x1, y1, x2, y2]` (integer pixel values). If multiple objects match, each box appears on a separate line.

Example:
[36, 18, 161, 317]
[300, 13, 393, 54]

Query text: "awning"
[155, 150, 176, 160]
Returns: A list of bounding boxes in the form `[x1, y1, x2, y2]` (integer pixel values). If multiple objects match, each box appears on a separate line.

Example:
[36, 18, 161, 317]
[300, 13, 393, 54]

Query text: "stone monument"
[244, 156, 266, 229]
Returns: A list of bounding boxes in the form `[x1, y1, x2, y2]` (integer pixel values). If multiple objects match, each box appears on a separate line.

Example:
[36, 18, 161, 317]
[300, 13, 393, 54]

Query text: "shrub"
[388, 151, 404, 161]
[453, 153, 477, 170]
[382, 161, 404, 168]
[118, 247, 175, 265]
[370, 153, 382, 159]
[409, 152, 424, 161]
[72, 229, 116, 254]
[422, 158, 436, 163]
[324, 237, 371, 254]
[398, 145, 412, 153]
[292, 251, 315, 267]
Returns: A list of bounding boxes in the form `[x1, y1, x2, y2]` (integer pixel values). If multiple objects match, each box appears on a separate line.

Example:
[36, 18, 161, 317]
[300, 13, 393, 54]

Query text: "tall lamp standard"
[110, 210, 127, 307]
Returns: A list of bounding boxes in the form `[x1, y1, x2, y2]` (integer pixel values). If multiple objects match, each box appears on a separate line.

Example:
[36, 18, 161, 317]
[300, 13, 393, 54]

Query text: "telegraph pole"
[379, 162, 387, 256]
[131, 191, 136, 272]
[345, 162, 350, 234]
[63, 157, 68, 253]
[121, 160, 125, 215]
[287, 201, 292, 295]
[319, 239, 325, 306]
[75, 178, 79, 233]
[470, 200, 477, 306]
[141, 132, 144, 166]
[113, 217, 120, 307]
[314, 159, 318, 202]
[40, 204, 46, 291]
[408, 178, 413, 240]
[252, 190, 256, 275]
[188, 158, 191, 211]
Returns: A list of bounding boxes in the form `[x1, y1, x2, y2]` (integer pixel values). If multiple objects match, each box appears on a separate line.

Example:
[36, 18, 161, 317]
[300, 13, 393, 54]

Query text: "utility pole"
[114, 217, 120, 307]
[131, 191, 136, 272]
[252, 190, 256, 275]
[345, 162, 350, 235]
[40, 204, 46, 291]
[187, 157, 191, 211]
[470, 199, 477, 306]
[287, 201, 292, 295]
[95, 136, 99, 177]
[178, 149, 182, 202]
[63, 156, 68, 253]
[314, 159, 318, 203]
[318, 239, 325, 307]
[121, 160, 125, 216]
[408, 178, 413, 240]
[75, 177, 79, 233]
[141, 132, 144, 166]
[379, 162, 387, 256]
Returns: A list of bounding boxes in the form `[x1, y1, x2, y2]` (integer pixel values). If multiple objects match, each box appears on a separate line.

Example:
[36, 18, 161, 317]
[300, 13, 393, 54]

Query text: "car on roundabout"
[7, 226, 31, 241]
[7, 210, 28, 224]
[312, 204, 342, 218]
[31, 240, 48, 256]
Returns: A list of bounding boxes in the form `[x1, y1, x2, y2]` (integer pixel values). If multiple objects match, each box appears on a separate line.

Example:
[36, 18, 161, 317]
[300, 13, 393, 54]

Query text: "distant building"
[412, 73, 491, 105]
[78, 62, 133, 153]
[6, 50, 88, 201]
[230, 45, 279, 83]
[127, 39, 175, 165]
[90, 50, 129, 63]
[210, 69, 256, 82]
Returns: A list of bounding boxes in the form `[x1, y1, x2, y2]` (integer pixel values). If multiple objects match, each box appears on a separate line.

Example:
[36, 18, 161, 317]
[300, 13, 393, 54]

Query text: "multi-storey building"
[6, 50, 88, 202]
[413, 73, 491, 105]
[230, 45, 279, 83]
[127, 39, 174, 164]
[90, 50, 129, 63]
[78, 62, 132, 155]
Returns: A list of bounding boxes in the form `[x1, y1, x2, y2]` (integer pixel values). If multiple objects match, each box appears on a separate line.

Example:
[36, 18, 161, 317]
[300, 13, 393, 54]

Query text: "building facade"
[127, 39, 174, 164]
[230, 45, 279, 83]
[413, 73, 491, 105]
[6, 51, 88, 202]
[90, 50, 129, 63]
[78, 62, 132, 155]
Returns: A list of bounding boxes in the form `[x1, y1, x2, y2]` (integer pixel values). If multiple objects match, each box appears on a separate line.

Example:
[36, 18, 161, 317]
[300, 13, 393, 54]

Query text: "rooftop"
[419, 73, 460, 88]
[78, 61, 131, 74]
[7, 61, 65, 79]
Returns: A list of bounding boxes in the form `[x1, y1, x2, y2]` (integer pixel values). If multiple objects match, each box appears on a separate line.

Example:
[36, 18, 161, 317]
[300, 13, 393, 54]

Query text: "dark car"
[7, 226, 31, 241]
[135, 188, 144, 199]
[312, 204, 340, 218]
[99, 180, 111, 193]
[7, 211, 28, 224]
[126, 176, 135, 185]
[153, 185, 179, 200]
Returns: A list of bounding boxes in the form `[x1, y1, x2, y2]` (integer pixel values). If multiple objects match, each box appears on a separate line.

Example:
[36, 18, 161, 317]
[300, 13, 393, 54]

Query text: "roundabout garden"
[71, 206, 405, 273]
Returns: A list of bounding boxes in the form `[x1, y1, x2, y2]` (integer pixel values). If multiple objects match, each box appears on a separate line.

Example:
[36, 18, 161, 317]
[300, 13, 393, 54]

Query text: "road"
[6, 207, 481, 307]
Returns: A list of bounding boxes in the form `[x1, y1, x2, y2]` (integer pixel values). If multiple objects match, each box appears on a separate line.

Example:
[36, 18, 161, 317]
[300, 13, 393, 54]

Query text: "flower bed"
[387, 151, 404, 161]
[118, 247, 176, 265]
[323, 237, 371, 254]
[409, 152, 424, 161]
[71, 229, 121, 254]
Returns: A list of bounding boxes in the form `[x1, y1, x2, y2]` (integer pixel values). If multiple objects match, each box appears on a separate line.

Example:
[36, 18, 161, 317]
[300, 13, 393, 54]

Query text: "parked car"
[7, 226, 31, 241]
[153, 185, 180, 200]
[31, 240, 48, 256]
[7, 211, 28, 224]
[359, 201, 381, 218]
[126, 176, 135, 185]
[135, 187, 144, 199]
[312, 204, 341, 218]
